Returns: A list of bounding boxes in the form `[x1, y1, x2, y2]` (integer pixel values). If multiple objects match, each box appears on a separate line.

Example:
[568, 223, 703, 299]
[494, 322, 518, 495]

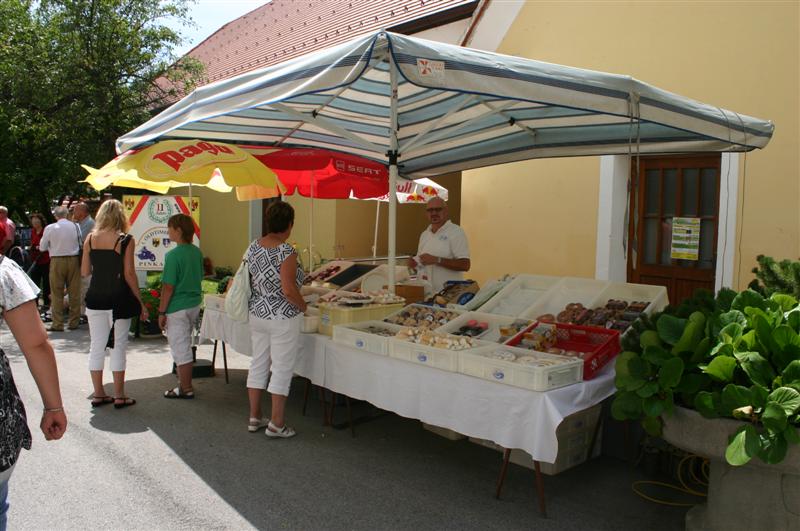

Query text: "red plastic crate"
[507, 322, 621, 380]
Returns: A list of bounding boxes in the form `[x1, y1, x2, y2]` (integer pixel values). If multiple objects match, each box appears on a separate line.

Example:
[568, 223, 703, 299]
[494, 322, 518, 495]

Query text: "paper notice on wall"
[670, 217, 701, 260]
[123, 195, 200, 270]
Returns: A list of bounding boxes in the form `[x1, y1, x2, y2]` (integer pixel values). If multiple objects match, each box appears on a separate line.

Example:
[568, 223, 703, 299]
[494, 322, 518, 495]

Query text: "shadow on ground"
[85, 367, 687, 530]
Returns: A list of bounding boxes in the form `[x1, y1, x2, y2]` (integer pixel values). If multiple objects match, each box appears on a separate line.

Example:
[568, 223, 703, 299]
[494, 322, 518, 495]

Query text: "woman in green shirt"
[158, 214, 203, 399]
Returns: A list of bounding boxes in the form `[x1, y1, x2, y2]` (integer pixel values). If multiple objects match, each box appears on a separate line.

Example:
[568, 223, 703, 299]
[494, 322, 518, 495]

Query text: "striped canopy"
[118, 31, 773, 177]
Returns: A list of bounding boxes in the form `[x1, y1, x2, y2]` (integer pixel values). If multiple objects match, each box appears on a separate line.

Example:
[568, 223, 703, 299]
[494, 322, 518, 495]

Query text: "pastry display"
[395, 328, 476, 350]
[303, 264, 344, 285]
[454, 319, 489, 338]
[497, 320, 531, 342]
[486, 349, 518, 361]
[338, 294, 374, 306]
[384, 305, 460, 329]
[365, 290, 405, 305]
[518, 323, 557, 351]
[359, 325, 401, 337]
[538, 299, 650, 332]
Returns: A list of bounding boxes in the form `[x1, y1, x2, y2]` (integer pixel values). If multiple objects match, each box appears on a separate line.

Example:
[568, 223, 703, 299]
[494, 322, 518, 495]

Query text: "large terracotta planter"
[662, 407, 800, 531]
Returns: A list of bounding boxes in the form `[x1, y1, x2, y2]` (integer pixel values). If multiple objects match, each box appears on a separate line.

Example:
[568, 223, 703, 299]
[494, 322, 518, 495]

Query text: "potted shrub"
[612, 289, 800, 530]
[135, 273, 163, 337]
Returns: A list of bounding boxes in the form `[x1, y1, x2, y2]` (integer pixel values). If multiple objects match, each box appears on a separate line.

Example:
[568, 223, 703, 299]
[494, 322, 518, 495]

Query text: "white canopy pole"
[372, 200, 380, 260]
[309, 171, 315, 272]
[387, 52, 399, 293]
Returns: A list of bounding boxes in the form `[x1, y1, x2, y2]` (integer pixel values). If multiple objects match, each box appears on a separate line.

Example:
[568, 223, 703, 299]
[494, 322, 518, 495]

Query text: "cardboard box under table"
[470, 403, 603, 476]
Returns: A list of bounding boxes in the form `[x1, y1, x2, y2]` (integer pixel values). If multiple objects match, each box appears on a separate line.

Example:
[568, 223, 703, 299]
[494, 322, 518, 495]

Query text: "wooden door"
[627, 155, 721, 305]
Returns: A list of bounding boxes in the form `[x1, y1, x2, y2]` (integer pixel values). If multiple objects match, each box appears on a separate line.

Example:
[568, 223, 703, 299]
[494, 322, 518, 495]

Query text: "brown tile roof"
[186, 0, 477, 85]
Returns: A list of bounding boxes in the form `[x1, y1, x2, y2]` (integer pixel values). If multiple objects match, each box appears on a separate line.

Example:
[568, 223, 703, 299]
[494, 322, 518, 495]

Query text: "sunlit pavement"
[5, 325, 686, 530]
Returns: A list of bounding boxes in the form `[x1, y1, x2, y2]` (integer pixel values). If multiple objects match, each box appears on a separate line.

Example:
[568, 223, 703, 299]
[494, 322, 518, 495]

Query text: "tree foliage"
[0, 0, 203, 220]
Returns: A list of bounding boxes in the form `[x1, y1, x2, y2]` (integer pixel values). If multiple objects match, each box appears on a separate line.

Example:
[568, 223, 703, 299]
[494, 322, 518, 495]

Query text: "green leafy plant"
[214, 266, 234, 280]
[612, 289, 800, 466]
[748, 255, 800, 298]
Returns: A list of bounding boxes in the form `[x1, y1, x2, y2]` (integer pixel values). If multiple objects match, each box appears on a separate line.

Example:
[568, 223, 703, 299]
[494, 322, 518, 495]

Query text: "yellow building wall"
[463, 1, 799, 288]
[334, 172, 463, 258]
[187, 186, 251, 271]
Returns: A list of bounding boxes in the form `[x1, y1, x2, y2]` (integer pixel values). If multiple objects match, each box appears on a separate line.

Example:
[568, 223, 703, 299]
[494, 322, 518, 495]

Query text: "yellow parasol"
[82, 139, 284, 199]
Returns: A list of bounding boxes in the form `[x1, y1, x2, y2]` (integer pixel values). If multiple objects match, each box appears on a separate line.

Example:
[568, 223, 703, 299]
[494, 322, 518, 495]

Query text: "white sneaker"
[248, 417, 269, 432]
[265, 421, 296, 438]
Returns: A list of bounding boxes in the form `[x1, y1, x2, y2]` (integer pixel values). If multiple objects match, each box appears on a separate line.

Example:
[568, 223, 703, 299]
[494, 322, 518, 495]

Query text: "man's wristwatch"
[437, 256, 442, 265]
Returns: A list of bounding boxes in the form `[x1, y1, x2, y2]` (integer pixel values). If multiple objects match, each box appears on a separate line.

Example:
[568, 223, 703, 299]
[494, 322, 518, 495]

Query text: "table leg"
[301, 378, 311, 416]
[533, 460, 547, 517]
[221, 342, 229, 383]
[495, 448, 511, 499]
[329, 392, 337, 426]
[211, 340, 218, 366]
[345, 396, 355, 438]
[318, 387, 328, 426]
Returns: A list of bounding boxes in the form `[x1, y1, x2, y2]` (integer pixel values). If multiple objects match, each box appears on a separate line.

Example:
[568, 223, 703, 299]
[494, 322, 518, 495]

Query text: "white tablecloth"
[200, 307, 325, 384]
[200, 308, 616, 463]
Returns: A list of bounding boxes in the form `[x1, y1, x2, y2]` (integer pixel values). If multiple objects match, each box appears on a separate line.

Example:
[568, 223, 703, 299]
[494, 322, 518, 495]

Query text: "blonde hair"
[94, 199, 129, 233]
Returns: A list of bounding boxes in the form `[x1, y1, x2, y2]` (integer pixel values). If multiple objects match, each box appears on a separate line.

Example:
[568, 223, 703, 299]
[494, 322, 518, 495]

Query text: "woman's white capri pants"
[247, 315, 301, 396]
[86, 309, 131, 372]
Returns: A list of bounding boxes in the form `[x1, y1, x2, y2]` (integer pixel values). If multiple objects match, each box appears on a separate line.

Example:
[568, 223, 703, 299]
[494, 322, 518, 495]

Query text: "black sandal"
[113, 397, 136, 409]
[164, 387, 195, 399]
[91, 395, 114, 407]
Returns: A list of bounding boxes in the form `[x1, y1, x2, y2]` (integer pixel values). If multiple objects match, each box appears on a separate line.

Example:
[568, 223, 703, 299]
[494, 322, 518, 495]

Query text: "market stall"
[118, 29, 773, 515]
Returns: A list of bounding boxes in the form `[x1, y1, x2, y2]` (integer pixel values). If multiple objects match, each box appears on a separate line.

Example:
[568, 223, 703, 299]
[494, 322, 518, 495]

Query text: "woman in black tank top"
[80, 200, 147, 409]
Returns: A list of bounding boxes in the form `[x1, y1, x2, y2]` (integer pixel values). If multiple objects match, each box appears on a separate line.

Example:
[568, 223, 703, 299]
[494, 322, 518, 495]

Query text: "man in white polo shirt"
[39, 206, 82, 331]
[409, 197, 471, 295]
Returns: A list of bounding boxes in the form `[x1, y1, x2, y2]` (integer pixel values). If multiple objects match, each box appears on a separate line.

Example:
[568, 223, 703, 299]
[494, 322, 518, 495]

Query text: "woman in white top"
[244, 201, 306, 438]
[0, 255, 67, 530]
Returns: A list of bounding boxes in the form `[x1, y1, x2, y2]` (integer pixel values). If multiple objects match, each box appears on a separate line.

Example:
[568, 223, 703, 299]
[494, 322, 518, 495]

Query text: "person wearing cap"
[408, 197, 471, 295]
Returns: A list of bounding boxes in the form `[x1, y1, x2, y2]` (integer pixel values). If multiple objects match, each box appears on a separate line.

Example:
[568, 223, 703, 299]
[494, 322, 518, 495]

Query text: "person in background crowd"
[82, 200, 147, 409]
[0, 220, 6, 256]
[27, 214, 51, 312]
[71, 203, 95, 323]
[39, 206, 82, 332]
[158, 214, 203, 399]
[0, 207, 15, 255]
[0, 253, 67, 531]
[407, 197, 471, 295]
[244, 201, 306, 438]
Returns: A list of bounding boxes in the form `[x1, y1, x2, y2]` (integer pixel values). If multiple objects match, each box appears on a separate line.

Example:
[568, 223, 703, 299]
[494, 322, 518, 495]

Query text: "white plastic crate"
[448, 277, 513, 312]
[301, 307, 320, 334]
[458, 345, 583, 391]
[479, 274, 561, 317]
[437, 312, 532, 344]
[389, 337, 490, 372]
[332, 320, 405, 355]
[588, 281, 669, 314]
[382, 304, 463, 330]
[521, 277, 610, 320]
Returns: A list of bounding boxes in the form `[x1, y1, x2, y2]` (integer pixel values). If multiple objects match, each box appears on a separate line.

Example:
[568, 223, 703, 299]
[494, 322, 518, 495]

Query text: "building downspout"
[460, 0, 491, 46]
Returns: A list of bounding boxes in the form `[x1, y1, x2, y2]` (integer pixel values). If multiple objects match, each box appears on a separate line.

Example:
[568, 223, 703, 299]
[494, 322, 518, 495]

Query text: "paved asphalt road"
[4, 325, 688, 530]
